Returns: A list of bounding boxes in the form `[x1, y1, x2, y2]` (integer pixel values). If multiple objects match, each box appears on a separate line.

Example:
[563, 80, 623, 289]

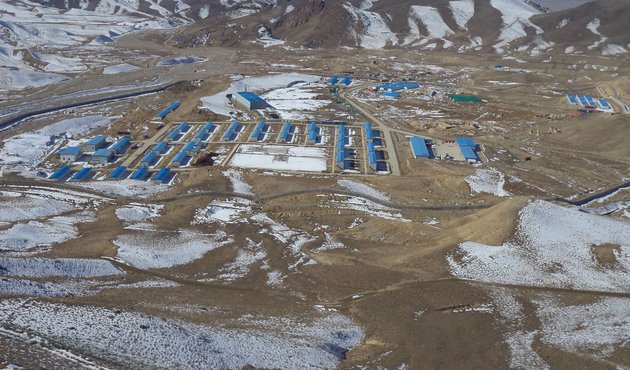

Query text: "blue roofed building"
[49, 165, 71, 180]
[58, 146, 82, 163]
[374, 82, 420, 91]
[171, 150, 189, 167]
[155, 101, 180, 120]
[83, 135, 107, 152]
[140, 151, 158, 167]
[456, 137, 480, 163]
[90, 148, 114, 165]
[154, 142, 169, 154]
[153, 167, 171, 183]
[233, 91, 271, 110]
[110, 137, 131, 155]
[410, 137, 431, 158]
[109, 166, 128, 179]
[381, 91, 401, 98]
[130, 167, 149, 181]
[71, 167, 92, 181]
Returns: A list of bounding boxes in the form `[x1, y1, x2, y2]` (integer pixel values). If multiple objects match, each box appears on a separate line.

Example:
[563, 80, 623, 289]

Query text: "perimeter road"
[0, 80, 179, 131]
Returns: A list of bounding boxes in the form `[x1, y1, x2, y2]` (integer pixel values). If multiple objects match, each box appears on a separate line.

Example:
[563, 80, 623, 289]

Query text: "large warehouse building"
[233, 91, 271, 110]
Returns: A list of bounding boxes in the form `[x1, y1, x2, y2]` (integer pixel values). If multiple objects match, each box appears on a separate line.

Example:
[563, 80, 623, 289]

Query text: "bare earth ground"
[0, 29, 629, 369]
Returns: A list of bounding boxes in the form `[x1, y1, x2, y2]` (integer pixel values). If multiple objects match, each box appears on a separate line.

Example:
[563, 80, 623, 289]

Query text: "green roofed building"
[448, 95, 482, 103]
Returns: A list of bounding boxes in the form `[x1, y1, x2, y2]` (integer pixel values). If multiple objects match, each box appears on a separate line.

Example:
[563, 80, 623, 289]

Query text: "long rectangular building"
[410, 137, 431, 158]
[456, 137, 480, 163]
[233, 91, 270, 110]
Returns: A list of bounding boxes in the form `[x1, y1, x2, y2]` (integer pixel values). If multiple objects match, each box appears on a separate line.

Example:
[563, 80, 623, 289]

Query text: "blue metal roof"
[381, 91, 401, 98]
[172, 151, 188, 166]
[58, 146, 81, 156]
[251, 121, 266, 140]
[140, 151, 158, 164]
[460, 145, 479, 161]
[93, 148, 112, 158]
[410, 137, 430, 158]
[50, 165, 71, 180]
[368, 151, 377, 165]
[154, 167, 171, 182]
[155, 101, 180, 120]
[279, 122, 291, 142]
[110, 137, 131, 152]
[337, 125, 345, 140]
[328, 76, 339, 85]
[182, 141, 199, 153]
[599, 98, 611, 109]
[202, 122, 215, 132]
[72, 167, 91, 181]
[307, 122, 317, 143]
[455, 137, 477, 147]
[223, 121, 240, 141]
[130, 166, 149, 180]
[86, 135, 106, 146]
[194, 129, 207, 140]
[176, 122, 190, 132]
[237, 91, 267, 104]
[374, 82, 419, 91]
[336, 150, 344, 163]
[109, 166, 127, 179]
[154, 142, 168, 154]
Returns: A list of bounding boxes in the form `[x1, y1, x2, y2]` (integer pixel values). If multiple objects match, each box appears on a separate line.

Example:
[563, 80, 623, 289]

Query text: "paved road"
[0, 80, 179, 131]
[337, 83, 442, 176]
[338, 84, 403, 176]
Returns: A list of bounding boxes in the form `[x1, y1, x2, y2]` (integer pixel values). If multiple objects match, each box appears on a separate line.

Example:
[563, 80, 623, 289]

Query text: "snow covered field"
[338, 179, 390, 201]
[0, 211, 95, 252]
[0, 0, 181, 92]
[75, 180, 169, 198]
[0, 187, 102, 253]
[449, 201, 630, 366]
[230, 145, 327, 172]
[324, 196, 409, 222]
[465, 168, 510, 197]
[194, 199, 253, 224]
[261, 83, 331, 120]
[0, 258, 123, 278]
[102, 63, 142, 75]
[199, 73, 321, 116]
[0, 299, 363, 369]
[0, 115, 116, 174]
[114, 229, 233, 269]
[448, 200, 630, 292]
[116, 204, 164, 222]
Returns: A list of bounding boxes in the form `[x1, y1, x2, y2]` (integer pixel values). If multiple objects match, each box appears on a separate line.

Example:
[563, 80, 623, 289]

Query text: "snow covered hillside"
[0, 0, 183, 92]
